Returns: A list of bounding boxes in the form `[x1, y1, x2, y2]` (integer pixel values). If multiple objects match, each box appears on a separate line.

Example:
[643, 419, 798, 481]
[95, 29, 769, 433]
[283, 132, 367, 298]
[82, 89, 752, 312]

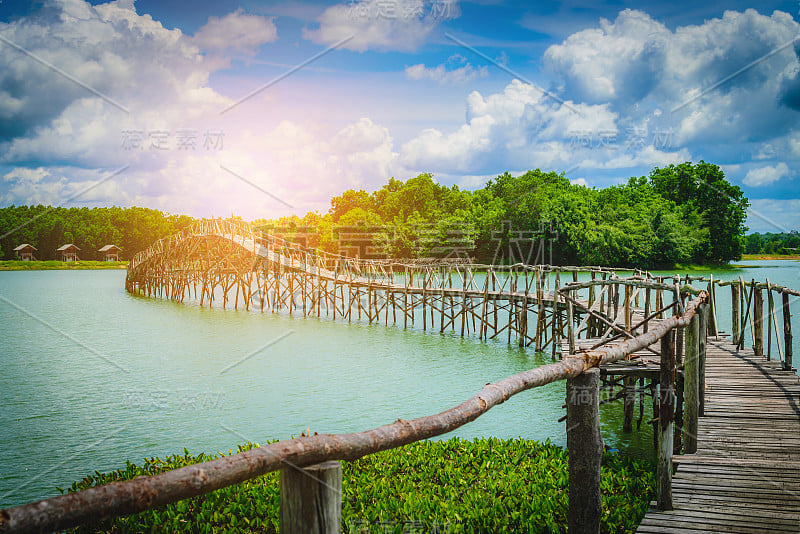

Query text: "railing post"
[731, 283, 740, 346]
[708, 276, 718, 337]
[567, 296, 575, 355]
[567, 367, 602, 534]
[698, 302, 708, 416]
[783, 292, 794, 372]
[658, 330, 675, 511]
[754, 286, 764, 357]
[280, 461, 342, 534]
[683, 307, 700, 454]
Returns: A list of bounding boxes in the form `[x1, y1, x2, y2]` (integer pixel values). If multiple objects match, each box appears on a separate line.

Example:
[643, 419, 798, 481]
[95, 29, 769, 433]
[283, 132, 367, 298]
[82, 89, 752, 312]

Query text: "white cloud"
[0, 0, 233, 168]
[191, 8, 278, 54]
[303, 0, 459, 52]
[400, 79, 687, 175]
[743, 162, 790, 186]
[0, 0, 405, 220]
[570, 177, 588, 187]
[543, 9, 800, 146]
[405, 55, 488, 85]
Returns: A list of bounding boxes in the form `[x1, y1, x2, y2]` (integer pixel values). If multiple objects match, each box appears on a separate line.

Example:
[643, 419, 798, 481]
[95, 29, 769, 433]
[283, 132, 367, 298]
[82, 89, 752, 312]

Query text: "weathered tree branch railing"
[0, 286, 709, 534]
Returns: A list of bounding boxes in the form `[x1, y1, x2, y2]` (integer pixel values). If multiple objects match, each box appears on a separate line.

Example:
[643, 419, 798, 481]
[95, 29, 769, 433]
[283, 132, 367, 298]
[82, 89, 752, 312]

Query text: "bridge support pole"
[280, 461, 342, 534]
[623, 377, 635, 432]
[658, 330, 675, 511]
[567, 367, 602, 534]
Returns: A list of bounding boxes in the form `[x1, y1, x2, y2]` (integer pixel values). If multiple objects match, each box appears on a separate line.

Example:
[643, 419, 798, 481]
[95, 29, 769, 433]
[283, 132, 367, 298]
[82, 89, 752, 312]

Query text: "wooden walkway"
[637, 338, 800, 533]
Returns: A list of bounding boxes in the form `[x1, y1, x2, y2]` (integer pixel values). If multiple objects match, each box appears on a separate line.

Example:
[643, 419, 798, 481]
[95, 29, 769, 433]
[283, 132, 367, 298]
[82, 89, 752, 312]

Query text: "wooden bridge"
[125, 218, 654, 352]
[2, 218, 799, 533]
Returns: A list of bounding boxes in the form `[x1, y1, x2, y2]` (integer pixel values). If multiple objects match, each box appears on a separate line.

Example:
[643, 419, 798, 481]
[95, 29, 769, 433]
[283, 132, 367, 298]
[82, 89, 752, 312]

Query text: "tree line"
[0, 206, 193, 261]
[257, 161, 749, 268]
[0, 161, 752, 268]
[745, 232, 800, 255]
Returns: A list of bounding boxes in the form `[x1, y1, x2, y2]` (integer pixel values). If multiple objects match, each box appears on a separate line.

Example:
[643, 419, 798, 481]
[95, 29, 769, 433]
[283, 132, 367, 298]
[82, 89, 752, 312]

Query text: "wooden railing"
[0, 280, 709, 534]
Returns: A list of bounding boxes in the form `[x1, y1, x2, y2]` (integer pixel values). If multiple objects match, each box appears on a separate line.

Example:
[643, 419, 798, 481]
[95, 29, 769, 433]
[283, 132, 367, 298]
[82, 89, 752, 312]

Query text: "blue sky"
[0, 0, 799, 232]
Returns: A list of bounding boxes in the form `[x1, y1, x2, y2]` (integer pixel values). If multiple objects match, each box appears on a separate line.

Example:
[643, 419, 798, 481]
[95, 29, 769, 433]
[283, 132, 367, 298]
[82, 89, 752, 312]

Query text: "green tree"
[648, 161, 748, 263]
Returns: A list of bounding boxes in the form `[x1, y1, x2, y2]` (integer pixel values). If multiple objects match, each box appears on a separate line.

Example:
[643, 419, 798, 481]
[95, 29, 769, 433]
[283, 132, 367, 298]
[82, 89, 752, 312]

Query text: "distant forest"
[0, 206, 193, 261]
[0, 161, 755, 268]
[745, 232, 800, 255]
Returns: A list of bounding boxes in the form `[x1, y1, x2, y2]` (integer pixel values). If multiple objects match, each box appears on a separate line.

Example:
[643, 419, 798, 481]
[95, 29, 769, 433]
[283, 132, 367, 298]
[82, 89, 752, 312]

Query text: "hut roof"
[57, 244, 80, 251]
[14, 243, 37, 251]
[98, 244, 121, 252]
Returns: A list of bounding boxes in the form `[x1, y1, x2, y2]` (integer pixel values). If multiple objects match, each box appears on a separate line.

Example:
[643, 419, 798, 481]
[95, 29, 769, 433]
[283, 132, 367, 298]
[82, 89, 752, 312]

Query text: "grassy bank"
[740, 254, 800, 261]
[0, 260, 127, 270]
[65, 438, 654, 534]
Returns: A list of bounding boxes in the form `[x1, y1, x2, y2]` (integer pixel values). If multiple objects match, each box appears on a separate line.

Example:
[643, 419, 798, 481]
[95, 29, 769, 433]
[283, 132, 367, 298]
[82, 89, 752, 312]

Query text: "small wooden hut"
[57, 244, 80, 262]
[13, 244, 37, 261]
[98, 244, 121, 261]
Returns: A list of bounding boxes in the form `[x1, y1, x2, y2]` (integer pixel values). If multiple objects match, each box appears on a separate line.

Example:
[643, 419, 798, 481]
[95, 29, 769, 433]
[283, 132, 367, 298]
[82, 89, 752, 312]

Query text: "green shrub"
[65, 438, 654, 533]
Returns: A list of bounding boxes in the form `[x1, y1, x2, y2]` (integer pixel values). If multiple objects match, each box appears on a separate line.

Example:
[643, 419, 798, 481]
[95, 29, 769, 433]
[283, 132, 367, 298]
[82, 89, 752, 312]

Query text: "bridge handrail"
[0, 288, 708, 533]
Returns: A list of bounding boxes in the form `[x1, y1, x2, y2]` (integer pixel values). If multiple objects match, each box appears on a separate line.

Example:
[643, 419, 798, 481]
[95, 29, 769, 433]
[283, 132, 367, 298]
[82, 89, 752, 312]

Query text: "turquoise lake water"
[1, 260, 798, 507]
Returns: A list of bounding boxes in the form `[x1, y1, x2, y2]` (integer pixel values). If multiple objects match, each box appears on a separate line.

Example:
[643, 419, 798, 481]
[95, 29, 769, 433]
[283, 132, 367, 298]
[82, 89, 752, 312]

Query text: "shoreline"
[740, 254, 800, 260]
[0, 260, 128, 270]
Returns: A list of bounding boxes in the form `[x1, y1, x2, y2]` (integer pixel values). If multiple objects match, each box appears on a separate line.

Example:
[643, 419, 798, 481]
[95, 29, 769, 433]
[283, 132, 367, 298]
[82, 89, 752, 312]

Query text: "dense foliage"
[65, 438, 654, 534]
[258, 161, 749, 268]
[744, 231, 800, 255]
[0, 206, 194, 261]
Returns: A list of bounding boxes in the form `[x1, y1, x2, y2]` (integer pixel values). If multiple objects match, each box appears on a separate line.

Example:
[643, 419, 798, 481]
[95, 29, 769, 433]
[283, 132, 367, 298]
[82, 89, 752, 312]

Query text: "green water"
[0, 260, 798, 507]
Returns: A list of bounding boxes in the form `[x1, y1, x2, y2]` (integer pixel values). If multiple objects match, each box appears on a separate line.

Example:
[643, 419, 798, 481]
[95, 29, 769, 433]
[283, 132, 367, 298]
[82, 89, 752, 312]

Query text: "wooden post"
[280, 461, 342, 534]
[766, 280, 774, 360]
[550, 271, 560, 356]
[623, 376, 635, 432]
[567, 367, 602, 534]
[731, 283, 740, 347]
[708, 275, 718, 337]
[567, 297, 575, 355]
[658, 330, 675, 511]
[783, 292, 794, 372]
[624, 284, 631, 332]
[683, 308, 700, 454]
[698, 303, 708, 416]
[754, 287, 764, 357]
[588, 272, 596, 337]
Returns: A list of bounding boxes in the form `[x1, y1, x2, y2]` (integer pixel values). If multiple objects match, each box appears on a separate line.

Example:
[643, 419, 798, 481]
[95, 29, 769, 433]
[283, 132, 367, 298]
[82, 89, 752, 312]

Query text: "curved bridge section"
[126, 218, 637, 349]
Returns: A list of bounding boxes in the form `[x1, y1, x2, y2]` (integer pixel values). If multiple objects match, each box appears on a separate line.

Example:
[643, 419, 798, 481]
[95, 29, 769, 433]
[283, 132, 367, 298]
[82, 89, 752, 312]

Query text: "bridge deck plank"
[636, 339, 800, 533]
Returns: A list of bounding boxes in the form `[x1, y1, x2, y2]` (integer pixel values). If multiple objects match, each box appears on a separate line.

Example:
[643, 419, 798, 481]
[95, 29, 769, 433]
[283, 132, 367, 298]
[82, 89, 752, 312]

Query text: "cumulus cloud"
[0, 0, 234, 168]
[0, 0, 405, 219]
[400, 79, 686, 175]
[743, 162, 790, 186]
[191, 8, 278, 54]
[543, 9, 800, 146]
[405, 55, 488, 85]
[303, 0, 459, 52]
